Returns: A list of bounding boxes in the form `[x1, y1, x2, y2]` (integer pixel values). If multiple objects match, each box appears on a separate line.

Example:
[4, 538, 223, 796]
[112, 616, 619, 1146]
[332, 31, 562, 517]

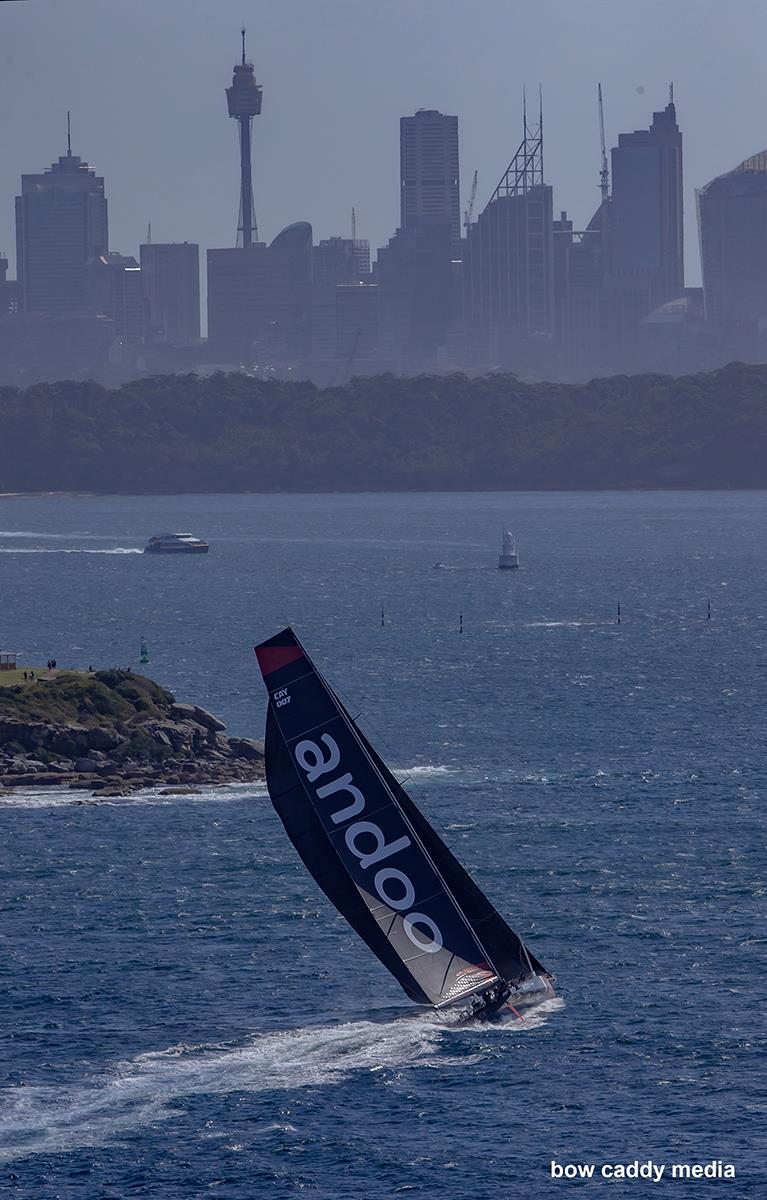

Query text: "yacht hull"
[460, 974, 556, 1022]
[144, 545, 209, 554]
[502, 974, 556, 1019]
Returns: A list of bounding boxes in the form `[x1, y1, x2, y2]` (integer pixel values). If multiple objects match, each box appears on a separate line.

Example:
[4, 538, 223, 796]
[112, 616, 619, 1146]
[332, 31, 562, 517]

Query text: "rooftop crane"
[598, 83, 609, 205]
[598, 83, 609, 275]
[463, 169, 478, 232]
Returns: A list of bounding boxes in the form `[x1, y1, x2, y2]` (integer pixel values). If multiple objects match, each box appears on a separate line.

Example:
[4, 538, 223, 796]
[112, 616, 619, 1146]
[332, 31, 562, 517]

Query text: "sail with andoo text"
[255, 627, 548, 1010]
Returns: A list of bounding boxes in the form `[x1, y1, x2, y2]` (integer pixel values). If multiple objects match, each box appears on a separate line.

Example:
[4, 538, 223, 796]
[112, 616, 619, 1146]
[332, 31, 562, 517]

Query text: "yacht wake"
[0, 1016, 451, 1162]
[0, 1002, 558, 1162]
[395, 764, 455, 780]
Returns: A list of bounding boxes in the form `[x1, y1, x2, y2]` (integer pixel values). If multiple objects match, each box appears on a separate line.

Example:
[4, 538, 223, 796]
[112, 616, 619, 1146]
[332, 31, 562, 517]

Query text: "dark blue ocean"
[1, 492, 765, 1198]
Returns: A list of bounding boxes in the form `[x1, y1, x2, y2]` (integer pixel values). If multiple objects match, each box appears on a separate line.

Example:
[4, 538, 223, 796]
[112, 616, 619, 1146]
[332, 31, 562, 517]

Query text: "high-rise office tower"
[697, 152, 767, 325]
[312, 238, 361, 288]
[84, 253, 145, 345]
[375, 222, 454, 361]
[207, 223, 312, 357]
[335, 283, 379, 360]
[372, 110, 459, 363]
[552, 209, 605, 376]
[311, 237, 367, 359]
[0, 256, 20, 316]
[140, 242, 200, 342]
[15, 126, 108, 314]
[226, 28, 263, 247]
[609, 96, 684, 308]
[400, 110, 460, 248]
[463, 106, 554, 359]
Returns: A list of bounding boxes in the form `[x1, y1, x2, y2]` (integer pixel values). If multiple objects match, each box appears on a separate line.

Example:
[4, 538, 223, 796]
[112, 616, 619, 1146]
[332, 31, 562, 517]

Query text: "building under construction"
[463, 100, 554, 365]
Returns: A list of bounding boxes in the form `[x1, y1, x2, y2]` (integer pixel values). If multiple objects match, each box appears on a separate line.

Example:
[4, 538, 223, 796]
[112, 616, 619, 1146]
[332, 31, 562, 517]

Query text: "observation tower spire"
[225, 27, 263, 246]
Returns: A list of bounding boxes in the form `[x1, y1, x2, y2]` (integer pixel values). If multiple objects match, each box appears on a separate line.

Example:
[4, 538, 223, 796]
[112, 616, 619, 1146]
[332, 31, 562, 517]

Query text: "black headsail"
[255, 627, 546, 1008]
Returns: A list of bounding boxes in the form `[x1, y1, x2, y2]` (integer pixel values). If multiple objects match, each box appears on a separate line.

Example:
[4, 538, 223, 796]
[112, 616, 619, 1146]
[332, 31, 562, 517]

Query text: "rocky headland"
[0, 668, 264, 796]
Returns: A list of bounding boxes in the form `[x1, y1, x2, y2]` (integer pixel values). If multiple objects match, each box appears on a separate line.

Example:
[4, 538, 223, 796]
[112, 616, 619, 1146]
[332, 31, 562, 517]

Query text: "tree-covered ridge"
[1, 363, 767, 492]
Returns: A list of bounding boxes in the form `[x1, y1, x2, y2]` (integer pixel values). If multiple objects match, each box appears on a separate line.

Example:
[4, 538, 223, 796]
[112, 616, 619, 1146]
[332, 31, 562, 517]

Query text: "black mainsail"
[255, 627, 548, 1009]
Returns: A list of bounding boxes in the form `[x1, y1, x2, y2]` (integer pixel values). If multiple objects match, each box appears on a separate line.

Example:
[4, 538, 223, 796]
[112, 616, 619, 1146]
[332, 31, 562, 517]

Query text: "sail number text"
[294, 732, 444, 955]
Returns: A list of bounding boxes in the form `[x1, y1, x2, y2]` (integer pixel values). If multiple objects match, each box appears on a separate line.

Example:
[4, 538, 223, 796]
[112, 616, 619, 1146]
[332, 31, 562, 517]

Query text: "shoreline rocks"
[0, 669, 265, 797]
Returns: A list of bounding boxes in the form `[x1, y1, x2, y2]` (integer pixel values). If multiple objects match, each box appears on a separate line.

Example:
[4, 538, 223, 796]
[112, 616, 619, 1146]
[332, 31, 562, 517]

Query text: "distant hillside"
[1, 363, 767, 492]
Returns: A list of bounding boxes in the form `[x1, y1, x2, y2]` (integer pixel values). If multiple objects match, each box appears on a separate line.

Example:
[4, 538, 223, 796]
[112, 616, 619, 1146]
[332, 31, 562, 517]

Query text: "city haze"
[3, 0, 767, 290]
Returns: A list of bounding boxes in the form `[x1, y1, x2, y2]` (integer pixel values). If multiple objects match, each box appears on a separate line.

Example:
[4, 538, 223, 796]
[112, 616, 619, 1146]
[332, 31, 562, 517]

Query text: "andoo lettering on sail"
[255, 627, 552, 1014]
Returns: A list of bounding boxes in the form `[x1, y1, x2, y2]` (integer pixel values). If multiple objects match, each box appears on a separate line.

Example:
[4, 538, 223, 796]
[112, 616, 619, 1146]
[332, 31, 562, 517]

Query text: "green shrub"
[94, 669, 134, 688]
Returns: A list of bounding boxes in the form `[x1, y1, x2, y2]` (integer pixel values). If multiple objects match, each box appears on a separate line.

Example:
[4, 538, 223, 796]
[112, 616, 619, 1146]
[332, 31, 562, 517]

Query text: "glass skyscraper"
[15, 145, 108, 315]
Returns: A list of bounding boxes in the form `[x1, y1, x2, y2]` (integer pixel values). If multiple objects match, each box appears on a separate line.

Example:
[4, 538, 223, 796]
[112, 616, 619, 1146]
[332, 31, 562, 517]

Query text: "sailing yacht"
[254, 628, 554, 1020]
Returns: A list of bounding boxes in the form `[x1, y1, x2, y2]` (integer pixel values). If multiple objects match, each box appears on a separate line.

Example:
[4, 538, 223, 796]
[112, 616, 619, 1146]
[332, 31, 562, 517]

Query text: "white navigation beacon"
[498, 529, 519, 570]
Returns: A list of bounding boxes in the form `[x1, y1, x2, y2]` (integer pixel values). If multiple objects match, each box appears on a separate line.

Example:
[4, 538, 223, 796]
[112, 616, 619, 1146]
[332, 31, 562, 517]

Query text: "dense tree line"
[1, 363, 767, 492]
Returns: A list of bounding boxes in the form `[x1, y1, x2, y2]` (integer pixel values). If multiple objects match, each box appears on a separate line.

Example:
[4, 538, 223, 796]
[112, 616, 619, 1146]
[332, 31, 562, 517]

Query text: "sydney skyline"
[2, 0, 767, 287]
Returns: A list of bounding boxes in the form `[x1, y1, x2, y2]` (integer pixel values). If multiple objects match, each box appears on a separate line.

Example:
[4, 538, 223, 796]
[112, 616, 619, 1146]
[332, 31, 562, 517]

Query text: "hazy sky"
[3, 0, 767, 295]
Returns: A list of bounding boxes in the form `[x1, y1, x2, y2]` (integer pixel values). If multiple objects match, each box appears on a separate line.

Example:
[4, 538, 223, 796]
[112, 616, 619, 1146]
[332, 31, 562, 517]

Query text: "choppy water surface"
[1, 492, 765, 1197]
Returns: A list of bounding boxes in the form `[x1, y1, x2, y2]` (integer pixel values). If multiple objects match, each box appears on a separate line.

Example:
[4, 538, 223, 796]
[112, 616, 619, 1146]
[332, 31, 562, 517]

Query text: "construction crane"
[597, 83, 610, 276]
[346, 328, 361, 378]
[463, 169, 478, 232]
[598, 83, 609, 205]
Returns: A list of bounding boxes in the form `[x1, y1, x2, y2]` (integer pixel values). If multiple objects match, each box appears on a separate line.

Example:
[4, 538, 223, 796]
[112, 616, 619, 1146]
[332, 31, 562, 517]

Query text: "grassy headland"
[0, 668, 174, 727]
[0, 667, 53, 686]
[1, 362, 767, 492]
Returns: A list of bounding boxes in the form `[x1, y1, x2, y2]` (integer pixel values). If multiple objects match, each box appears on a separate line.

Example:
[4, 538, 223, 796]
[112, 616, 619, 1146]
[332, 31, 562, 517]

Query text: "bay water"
[1, 492, 764, 1196]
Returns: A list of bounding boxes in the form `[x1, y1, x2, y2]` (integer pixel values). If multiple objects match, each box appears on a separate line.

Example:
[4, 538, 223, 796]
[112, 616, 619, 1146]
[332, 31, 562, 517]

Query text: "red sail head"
[255, 642, 304, 679]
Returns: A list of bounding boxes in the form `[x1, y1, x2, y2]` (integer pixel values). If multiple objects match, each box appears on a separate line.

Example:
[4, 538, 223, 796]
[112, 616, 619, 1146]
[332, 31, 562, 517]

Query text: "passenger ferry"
[144, 533, 209, 554]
